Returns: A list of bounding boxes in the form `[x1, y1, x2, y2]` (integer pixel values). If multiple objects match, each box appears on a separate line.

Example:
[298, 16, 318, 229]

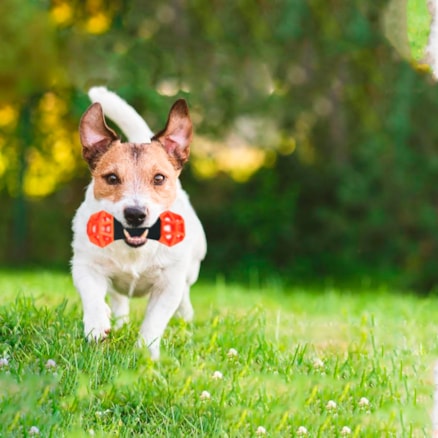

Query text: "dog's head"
[79, 99, 192, 247]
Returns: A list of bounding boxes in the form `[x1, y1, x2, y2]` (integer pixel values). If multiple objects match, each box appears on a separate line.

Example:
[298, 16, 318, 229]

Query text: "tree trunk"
[12, 101, 33, 262]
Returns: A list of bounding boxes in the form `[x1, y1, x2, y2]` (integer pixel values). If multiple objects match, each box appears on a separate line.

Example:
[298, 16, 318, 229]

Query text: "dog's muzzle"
[123, 206, 146, 227]
[121, 207, 148, 247]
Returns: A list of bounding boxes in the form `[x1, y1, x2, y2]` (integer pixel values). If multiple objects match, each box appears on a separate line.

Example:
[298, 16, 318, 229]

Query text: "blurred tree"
[2, 0, 438, 292]
[383, 0, 410, 59]
[0, 0, 65, 260]
[0, 0, 63, 102]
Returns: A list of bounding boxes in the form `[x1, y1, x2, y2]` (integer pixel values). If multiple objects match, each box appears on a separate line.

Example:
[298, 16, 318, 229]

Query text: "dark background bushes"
[1, 0, 438, 291]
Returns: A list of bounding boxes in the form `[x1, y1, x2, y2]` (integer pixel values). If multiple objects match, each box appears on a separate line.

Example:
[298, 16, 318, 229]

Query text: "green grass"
[0, 270, 437, 436]
[408, 0, 431, 60]
[0, 6, 435, 438]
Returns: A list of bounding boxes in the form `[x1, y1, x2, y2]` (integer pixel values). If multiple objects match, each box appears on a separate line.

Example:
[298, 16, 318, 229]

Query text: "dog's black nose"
[124, 207, 146, 227]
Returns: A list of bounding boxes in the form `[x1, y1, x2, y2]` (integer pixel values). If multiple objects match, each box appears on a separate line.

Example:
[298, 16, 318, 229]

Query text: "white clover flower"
[256, 425, 267, 435]
[29, 426, 40, 435]
[0, 358, 9, 368]
[359, 397, 369, 407]
[200, 390, 211, 400]
[313, 358, 324, 369]
[326, 400, 337, 410]
[227, 348, 238, 358]
[89, 430, 95, 436]
[297, 426, 308, 435]
[45, 359, 57, 369]
[212, 370, 223, 380]
[341, 426, 351, 435]
[95, 409, 111, 417]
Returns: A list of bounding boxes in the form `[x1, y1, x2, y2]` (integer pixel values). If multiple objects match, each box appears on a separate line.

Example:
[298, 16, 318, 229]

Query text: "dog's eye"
[104, 173, 121, 185]
[153, 174, 166, 186]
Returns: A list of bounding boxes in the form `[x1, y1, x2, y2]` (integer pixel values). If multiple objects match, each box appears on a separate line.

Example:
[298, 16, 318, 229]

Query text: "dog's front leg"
[138, 274, 186, 360]
[72, 263, 111, 341]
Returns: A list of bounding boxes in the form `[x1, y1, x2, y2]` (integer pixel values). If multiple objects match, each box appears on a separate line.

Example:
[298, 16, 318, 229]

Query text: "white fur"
[71, 88, 206, 360]
[88, 86, 154, 142]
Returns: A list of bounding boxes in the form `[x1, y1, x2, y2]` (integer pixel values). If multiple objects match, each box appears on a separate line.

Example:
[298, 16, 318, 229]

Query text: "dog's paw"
[83, 313, 111, 342]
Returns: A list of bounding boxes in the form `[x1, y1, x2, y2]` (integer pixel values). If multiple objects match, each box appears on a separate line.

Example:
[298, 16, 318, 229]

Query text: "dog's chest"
[110, 268, 161, 297]
[103, 243, 166, 297]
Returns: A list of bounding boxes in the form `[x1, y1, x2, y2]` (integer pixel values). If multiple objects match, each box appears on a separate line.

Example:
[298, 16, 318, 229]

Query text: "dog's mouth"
[122, 228, 149, 248]
[112, 215, 163, 248]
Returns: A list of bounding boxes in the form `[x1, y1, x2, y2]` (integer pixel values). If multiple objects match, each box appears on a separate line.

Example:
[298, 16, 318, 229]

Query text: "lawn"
[0, 269, 437, 437]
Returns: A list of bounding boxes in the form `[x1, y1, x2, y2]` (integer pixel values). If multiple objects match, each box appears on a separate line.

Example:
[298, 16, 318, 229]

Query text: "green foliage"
[1, 1, 437, 291]
[407, 0, 430, 60]
[186, 2, 438, 290]
[0, 270, 435, 436]
[0, 0, 63, 101]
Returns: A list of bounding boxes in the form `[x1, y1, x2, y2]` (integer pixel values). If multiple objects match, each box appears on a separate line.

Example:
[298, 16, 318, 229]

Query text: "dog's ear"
[152, 99, 192, 169]
[79, 102, 119, 169]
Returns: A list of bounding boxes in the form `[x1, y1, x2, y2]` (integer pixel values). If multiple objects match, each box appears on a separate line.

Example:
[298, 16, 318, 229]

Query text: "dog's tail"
[88, 87, 154, 143]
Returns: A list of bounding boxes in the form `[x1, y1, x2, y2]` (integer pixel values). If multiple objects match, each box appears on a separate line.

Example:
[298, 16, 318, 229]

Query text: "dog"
[71, 87, 206, 360]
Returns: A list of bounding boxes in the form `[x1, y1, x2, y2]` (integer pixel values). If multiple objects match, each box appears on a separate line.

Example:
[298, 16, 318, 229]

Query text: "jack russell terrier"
[71, 87, 206, 360]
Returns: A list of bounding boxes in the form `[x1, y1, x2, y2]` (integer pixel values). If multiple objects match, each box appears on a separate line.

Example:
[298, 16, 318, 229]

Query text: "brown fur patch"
[152, 99, 192, 169]
[80, 103, 119, 170]
[92, 141, 181, 207]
